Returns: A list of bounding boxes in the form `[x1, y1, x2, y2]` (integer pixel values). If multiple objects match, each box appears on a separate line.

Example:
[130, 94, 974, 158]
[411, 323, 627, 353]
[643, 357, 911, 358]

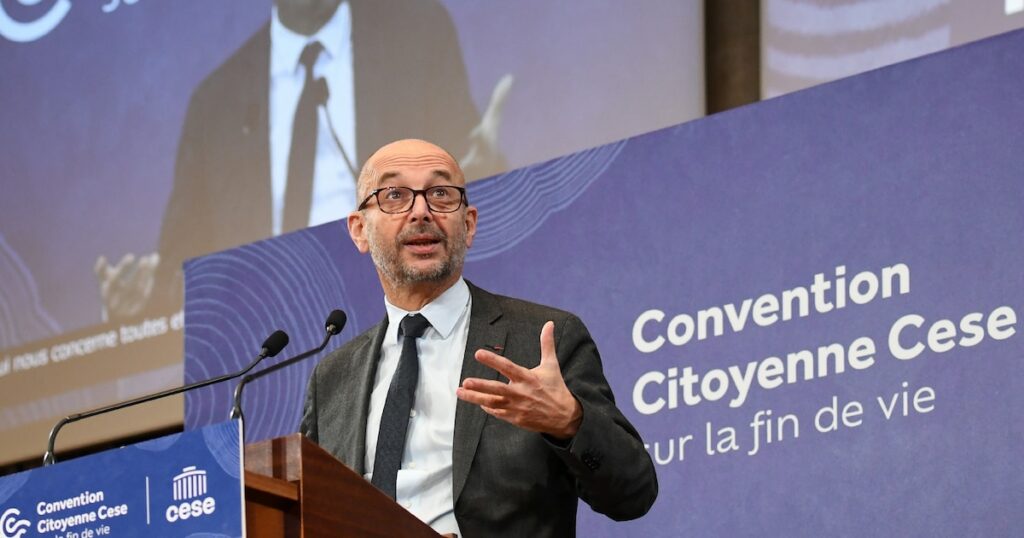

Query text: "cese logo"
[164, 497, 215, 523]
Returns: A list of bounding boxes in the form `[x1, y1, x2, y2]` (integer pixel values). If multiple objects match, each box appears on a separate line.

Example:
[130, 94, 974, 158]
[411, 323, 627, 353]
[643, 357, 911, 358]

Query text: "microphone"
[229, 310, 346, 431]
[42, 329, 289, 466]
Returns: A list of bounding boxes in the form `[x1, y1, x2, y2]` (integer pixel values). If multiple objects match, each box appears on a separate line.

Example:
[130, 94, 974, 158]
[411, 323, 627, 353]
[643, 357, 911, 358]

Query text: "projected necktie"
[282, 41, 326, 233]
[371, 314, 431, 499]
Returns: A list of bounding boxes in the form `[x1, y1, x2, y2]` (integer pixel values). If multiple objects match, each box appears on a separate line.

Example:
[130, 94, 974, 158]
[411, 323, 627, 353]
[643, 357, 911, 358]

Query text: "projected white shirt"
[365, 278, 470, 536]
[268, 2, 357, 236]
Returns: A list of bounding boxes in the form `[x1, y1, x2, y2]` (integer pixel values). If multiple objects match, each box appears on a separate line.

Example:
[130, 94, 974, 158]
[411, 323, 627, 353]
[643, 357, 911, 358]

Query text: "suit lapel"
[452, 282, 507, 503]
[338, 315, 388, 475]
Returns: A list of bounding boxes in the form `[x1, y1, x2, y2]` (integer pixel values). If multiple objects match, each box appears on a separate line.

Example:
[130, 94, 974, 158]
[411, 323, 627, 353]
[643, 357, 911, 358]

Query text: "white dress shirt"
[269, 2, 357, 236]
[365, 278, 471, 536]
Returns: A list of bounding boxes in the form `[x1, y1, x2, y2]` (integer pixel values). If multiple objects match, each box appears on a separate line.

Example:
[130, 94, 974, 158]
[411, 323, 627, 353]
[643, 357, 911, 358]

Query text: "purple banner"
[184, 30, 1024, 535]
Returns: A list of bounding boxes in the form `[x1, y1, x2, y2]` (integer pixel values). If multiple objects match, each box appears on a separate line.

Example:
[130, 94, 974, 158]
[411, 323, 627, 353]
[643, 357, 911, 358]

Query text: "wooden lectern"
[244, 434, 440, 537]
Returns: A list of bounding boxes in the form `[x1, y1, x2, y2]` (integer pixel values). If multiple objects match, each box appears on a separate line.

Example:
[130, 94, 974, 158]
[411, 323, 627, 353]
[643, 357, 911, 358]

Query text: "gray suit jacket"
[301, 282, 657, 537]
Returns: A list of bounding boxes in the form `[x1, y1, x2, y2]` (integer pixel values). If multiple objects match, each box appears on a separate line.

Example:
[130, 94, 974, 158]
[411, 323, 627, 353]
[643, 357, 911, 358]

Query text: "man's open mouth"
[403, 234, 444, 254]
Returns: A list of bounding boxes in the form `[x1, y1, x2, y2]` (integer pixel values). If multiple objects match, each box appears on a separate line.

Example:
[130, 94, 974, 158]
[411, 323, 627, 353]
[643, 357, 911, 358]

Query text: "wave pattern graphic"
[203, 421, 242, 479]
[134, 429, 182, 452]
[467, 141, 627, 261]
[184, 224, 357, 442]
[0, 234, 60, 349]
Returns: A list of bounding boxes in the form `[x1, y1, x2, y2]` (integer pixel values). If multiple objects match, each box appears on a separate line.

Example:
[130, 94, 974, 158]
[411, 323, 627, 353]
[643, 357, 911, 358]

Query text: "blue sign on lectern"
[0, 420, 244, 538]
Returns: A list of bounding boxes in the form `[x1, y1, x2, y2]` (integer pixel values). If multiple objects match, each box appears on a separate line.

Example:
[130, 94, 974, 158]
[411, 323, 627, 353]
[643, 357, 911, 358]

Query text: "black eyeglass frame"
[357, 185, 468, 214]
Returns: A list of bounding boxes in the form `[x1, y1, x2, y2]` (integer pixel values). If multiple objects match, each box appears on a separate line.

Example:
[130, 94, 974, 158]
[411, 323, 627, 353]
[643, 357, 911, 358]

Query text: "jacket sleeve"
[299, 362, 320, 443]
[545, 314, 659, 520]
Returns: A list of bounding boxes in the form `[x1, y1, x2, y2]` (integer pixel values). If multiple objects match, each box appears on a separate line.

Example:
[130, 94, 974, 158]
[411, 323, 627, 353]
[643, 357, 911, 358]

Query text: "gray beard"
[367, 222, 467, 287]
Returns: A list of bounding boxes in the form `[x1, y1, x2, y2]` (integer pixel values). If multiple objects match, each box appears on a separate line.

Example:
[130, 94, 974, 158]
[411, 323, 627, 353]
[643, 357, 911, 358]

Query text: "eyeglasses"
[357, 185, 468, 214]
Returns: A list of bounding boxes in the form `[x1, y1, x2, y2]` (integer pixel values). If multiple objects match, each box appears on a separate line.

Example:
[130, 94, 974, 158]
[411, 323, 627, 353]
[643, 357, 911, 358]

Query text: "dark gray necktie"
[282, 41, 326, 233]
[371, 313, 431, 499]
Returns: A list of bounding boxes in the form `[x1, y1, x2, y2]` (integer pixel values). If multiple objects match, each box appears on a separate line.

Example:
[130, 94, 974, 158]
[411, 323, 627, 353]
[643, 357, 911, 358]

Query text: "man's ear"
[348, 211, 369, 253]
[464, 205, 478, 248]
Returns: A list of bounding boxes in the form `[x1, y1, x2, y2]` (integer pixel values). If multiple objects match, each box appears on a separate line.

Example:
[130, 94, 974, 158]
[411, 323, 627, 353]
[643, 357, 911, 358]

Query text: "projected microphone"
[229, 310, 346, 428]
[42, 329, 289, 466]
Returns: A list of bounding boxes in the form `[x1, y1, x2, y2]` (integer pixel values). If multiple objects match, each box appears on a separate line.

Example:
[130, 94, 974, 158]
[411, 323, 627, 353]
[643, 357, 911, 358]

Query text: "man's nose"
[408, 191, 433, 220]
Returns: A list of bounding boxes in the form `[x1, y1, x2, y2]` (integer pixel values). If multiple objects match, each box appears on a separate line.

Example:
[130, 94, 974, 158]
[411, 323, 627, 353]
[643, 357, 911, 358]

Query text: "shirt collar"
[269, 1, 350, 77]
[384, 278, 471, 341]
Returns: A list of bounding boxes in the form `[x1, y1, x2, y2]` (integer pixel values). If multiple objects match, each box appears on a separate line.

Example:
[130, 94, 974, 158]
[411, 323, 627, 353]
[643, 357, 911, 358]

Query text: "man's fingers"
[474, 348, 528, 382]
[482, 73, 514, 125]
[456, 387, 508, 409]
[94, 255, 109, 278]
[539, 321, 558, 367]
[139, 252, 160, 272]
[115, 253, 135, 271]
[461, 378, 513, 396]
[104, 253, 134, 286]
[107, 260, 128, 283]
[480, 405, 509, 419]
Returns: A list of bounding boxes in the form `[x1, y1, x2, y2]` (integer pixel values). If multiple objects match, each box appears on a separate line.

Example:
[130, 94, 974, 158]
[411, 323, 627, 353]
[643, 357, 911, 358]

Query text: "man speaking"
[300, 139, 657, 536]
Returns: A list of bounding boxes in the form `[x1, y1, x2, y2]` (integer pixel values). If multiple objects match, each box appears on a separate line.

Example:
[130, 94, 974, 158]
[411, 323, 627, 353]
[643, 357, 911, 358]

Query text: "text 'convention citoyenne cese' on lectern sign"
[0, 420, 244, 538]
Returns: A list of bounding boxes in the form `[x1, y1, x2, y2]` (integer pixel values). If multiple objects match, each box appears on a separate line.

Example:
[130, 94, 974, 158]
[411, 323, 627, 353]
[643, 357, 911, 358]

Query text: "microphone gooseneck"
[229, 310, 347, 432]
[42, 329, 290, 466]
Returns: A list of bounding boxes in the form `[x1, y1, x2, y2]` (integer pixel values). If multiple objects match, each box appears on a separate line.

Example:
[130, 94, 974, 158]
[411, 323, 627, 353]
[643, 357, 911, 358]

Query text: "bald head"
[356, 139, 466, 204]
[347, 139, 478, 309]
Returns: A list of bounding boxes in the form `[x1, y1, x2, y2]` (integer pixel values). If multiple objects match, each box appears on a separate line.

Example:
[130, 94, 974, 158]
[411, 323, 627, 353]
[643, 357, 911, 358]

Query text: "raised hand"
[456, 321, 582, 439]
[94, 252, 159, 321]
[461, 73, 514, 181]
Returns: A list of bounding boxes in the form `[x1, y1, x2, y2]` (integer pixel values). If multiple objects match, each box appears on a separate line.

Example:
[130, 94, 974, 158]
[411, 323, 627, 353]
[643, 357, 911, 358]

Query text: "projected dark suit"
[154, 0, 481, 304]
[301, 282, 658, 537]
